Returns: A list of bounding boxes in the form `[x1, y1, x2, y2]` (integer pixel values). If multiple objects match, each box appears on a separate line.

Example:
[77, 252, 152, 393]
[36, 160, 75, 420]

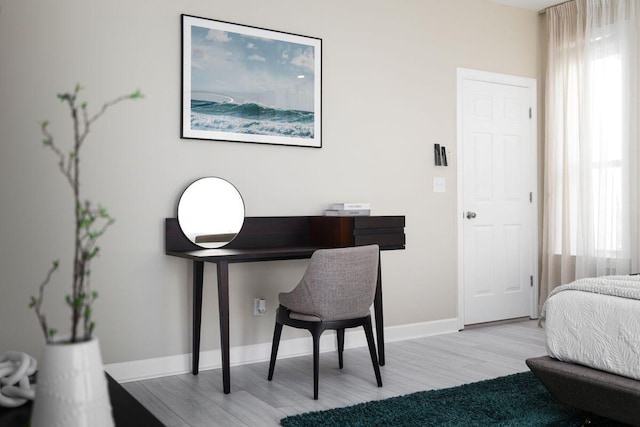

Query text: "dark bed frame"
[526, 356, 640, 426]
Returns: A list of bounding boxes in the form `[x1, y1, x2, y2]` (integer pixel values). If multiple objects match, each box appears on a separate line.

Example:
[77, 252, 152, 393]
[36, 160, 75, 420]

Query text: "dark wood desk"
[0, 374, 164, 427]
[165, 216, 405, 394]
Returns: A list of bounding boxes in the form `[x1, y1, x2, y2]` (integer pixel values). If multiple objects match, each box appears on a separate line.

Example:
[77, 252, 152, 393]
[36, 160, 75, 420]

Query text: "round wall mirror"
[177, 177, 245, 249]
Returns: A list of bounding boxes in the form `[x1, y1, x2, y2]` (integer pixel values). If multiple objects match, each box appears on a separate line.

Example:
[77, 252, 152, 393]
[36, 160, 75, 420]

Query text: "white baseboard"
[105, 317, 459, 383]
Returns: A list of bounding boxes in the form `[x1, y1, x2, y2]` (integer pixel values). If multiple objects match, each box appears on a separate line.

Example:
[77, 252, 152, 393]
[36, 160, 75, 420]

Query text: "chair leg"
[267, 322, 283, 381]
[337, 328, 345, 369]
[312, 328, 321, 400]
[363, 318, 383, 387]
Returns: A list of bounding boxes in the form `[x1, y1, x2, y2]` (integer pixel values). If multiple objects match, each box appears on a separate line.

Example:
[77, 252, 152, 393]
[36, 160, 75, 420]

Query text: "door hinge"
[530, 276, 534, 287]
[529, 107, 532, 119]
[530, 192, 533, 203]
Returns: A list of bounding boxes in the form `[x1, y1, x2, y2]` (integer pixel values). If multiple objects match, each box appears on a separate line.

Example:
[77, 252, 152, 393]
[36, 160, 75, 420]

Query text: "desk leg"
[216, 261, 231, 394]
[374, 255, 385, 366]
[192, 261, 204, 375]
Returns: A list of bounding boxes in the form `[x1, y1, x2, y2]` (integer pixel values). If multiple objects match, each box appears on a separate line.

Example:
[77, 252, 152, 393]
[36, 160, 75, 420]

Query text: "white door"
[457, 69, 538, 327]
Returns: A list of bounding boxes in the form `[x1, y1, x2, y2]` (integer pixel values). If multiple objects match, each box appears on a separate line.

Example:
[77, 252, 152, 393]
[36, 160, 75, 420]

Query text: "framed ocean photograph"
[181, 15, 322, 148]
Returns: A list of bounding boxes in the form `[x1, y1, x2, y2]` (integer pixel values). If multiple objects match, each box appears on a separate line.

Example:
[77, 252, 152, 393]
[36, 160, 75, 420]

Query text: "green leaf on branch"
[80, 217, 95, 229]
[65, 295, 73, 306]
[130, 90, 143, 100]
[28, 296, 37, 308]
[86, 247, 100, 259]
[48, 328, 57, 338]
[92, 291, 98, 299]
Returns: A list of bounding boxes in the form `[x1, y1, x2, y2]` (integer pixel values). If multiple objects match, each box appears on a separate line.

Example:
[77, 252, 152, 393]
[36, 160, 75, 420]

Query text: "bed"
[526, 275, 640, 426]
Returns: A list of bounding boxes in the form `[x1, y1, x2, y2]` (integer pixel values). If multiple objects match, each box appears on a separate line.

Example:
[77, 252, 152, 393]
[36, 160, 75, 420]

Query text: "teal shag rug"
[280, 371, 627, 426]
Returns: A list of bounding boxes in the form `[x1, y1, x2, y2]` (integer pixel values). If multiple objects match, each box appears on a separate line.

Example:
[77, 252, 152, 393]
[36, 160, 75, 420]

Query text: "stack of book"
[324, 203, 371, 216]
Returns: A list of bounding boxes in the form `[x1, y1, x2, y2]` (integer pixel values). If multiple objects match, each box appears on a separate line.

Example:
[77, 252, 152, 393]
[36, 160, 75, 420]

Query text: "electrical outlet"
[253, 298, 266, 316]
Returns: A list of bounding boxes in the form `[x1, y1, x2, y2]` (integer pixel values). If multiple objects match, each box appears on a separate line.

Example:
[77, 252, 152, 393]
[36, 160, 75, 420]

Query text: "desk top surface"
[166, 246, 320, 263]
[165, 215, 406, 259]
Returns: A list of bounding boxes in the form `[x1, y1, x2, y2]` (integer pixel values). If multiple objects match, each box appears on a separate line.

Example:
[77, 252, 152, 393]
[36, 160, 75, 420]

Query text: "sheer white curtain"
[541, 0, 639, 305]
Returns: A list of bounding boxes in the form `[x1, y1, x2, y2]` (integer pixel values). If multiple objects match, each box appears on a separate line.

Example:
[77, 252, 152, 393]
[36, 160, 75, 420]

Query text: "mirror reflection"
[177, 177, 245, 249]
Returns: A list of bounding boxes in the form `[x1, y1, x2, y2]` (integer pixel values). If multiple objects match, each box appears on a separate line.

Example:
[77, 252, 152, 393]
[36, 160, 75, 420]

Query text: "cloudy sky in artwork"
[190, 25, 316, 112]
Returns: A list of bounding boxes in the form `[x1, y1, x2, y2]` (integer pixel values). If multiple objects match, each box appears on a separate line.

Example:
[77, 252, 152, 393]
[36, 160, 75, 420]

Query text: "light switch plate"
[433, 177, 446, 193]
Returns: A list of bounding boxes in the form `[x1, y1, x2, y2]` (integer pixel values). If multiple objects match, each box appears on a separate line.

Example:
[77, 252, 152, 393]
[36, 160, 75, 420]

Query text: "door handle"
[466, 211, 477, 219]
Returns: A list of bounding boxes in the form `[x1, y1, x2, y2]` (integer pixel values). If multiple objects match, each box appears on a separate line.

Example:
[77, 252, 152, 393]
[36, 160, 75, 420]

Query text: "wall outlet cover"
[253, 298, 266, 316]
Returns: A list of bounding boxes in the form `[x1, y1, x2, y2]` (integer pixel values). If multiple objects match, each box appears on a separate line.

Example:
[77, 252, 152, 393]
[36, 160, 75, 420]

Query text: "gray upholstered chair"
[267, 244, 383, 399]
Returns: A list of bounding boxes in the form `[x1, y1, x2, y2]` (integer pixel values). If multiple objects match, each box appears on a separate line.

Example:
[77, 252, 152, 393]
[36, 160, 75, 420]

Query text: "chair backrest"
[279, 244, 379, 321]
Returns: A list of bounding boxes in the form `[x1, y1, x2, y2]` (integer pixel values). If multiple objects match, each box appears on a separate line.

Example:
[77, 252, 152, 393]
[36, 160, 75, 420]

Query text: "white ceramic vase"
[31, 337, 114, 427]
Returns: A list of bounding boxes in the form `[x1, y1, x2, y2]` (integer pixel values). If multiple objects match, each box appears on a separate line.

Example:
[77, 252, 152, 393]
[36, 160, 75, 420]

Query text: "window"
[553, 27, 630, 262]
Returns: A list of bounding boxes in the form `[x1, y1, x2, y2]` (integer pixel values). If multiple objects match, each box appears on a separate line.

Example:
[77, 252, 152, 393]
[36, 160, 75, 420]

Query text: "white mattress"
[544, 283, 640, 380]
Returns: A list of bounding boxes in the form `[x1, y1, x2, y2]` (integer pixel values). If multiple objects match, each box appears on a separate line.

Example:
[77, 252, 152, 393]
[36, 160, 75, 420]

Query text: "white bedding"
[543, 275, 640, 380]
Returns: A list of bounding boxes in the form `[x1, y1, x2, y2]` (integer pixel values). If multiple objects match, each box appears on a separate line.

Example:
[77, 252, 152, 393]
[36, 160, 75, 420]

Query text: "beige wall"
[0, 0, 539, 365]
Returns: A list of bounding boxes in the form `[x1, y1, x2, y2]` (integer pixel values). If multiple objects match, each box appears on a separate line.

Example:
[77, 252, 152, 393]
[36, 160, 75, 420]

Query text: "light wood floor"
[122, 319, 546, 427]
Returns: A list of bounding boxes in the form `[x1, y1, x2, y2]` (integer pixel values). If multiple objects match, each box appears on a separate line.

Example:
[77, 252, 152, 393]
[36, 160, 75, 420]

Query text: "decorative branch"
[28, 261, 59, 344]
[30, 84, 142, 343]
